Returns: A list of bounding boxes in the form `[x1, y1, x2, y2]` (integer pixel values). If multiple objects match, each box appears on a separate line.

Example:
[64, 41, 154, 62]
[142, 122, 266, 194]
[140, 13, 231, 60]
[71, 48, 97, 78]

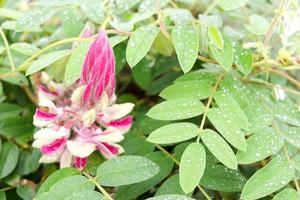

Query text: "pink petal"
[74, 157, 87, 169]
[109, 116, 133, 131]
[39, 85, 59, 98]
[41, 137, 67, 154]
[34, 108, 57, 120]
[97, 142, 124, 159]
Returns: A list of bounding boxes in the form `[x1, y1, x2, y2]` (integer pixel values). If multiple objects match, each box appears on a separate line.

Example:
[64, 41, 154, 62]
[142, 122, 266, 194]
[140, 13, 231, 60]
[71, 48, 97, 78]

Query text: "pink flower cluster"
[32, 30, 134, 169]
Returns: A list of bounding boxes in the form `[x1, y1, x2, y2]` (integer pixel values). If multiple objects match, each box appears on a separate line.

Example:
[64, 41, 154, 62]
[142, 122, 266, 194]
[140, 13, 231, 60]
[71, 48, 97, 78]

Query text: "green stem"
[204, 0, 220, 15]
[83, 172, 114, 200]
[0, 27, 15, 70]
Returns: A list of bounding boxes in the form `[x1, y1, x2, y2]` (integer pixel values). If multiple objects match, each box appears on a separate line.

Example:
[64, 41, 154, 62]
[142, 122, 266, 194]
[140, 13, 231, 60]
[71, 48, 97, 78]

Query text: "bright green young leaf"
[200, 163, 247, 192]
[233, 44, 253, 75]
[208, 26, 223, 49]
[109, 35, 128, 47]
[16, 7, 58, 32]
[207, 108, 246, 151]
[167, 8, 194, 25]
[147, 98, 205, 121]
[147, 195, 195, 200]
[126, 25, 160, 67]
[0, 142, 19, 178]
[273, 188, 299, 200]
[273, 102, 300, 127]
[201, 129, 237, 169]
[36, 168, 80, 197]
[172, 24, 199, 73]
[61, 8, 84, 38]
[179, 143, 206, 194]
[160, 81, 211, 100]
[153, 31, 174, 56]
[10, 42, 40, 56]
[147, 122, 199, 145]
[26, 50, 71, 76]
[0, 8, 22, 19]
[209, 38, 233, 71]
[115, 152, 174, 200]
[284, 127, 300, 148]
[0, 103, 21, 121]
[219, 0, 247, 11]
[241, 157, 295, 200]
[175, 71, 216, 85]
[155, 174, 184, 196]
[96, 155, 159, 186]
[64, 42, 90, 86]
[214, 91, 249, 130]
[236, 128, 284, 164]
[36, 175, 95, 200]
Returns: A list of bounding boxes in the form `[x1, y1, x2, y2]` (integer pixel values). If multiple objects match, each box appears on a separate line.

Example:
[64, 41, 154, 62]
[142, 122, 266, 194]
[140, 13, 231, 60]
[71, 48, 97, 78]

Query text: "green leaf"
[175, 71, 216, 85]
[219, 0, 247, 11]
[0, 103, 21, 121]
[201, 129, 237, 169]
[172, 24, 199, 73]
[207, 108, 246, 151]
[61, 8, 84, 38]
[109, 35, 128, 47]
[147, 123, 199, 145]
[160, 81, 211, 100]
[236, 128, 284, 164]
[209, 38, 233, 71]
[200, 163, 247, 192]
[80, 3, 105, 23]
[64, 42, 90, 86]
[15, 149, 41, 176]
[16, 7, 58, 32]
[284, 127, 300, 148]
[208, 26, 223, 49]
[0, 67, 28, 86]
[0, 142, 19, 178]
[0, 191, 5, 200]
[96, 155, 159, 186]
[273, 102, 300, 127]
[155, 174, 184, 196]
[0, 116, 34, 138]
[147, 195, 195, 200]
[179, 143, 206, 194]
[132, 59, 152, 90]
[241, 157, 295, 200]
[0, 8, 22, 19]
[273, 188, 300, 200]
[65, 191, 104, 200]
[10, 42, 40, 56]
[153, 31, 174, 56]
[36, 168, 80, 197]
[147, 98, 205, 121]
[115, 152, 174, 200]
[233, 44, 253, 75]
[245, 15, 269, 35]
[126, 25, 160, 67]
[16, 184, 35, 200]
[36, 175, 95, 200]
[214, 91, 249, 130]
[26, 50, 71, 76]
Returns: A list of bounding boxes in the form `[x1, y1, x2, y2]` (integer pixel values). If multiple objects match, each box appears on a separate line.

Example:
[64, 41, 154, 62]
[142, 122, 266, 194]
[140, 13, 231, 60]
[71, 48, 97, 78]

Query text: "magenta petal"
[35, 108, 57, 120]
[74, 157, 87, 169]
[109, 116, 133, 129]
[41, 137, 67, 154]
[39, 85, 59, 97]
[103, 143, 119, 155]
[82, 82, 93, 105]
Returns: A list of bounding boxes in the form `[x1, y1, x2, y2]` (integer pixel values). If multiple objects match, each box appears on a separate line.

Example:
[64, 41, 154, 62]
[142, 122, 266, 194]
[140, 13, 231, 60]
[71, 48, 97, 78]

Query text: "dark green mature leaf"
[0, 142, 19, 178]
[208, 26, 223, 49]
[147, 98, 205, 121]
[126, 25, 160, 67]
[0, 68, 28, 86]
[0, 116, 34, 138]
[64, 42, 90, 86]
[241, 157, 295, 199]
[209, 38, 233, 71]
[97, 155, 159, 186]
[0, 103, 21, 121]
[179, 143, 206, 194]
[233, 44, 253, 75]
[147, 123, 199, 145]
[115, 152, 174, 200]
[36, 168, 80, 197]
[160, 81, 211, 100]
[155, 174, 184, 196]
[147, 195, 195, 200]
[132, 59, 152, 90]
[121, 133, 155, 156]
[201, 129, 237, 169]
[236, 128, 284, 164]
[16, 184, 35, 200]
[172, 24, 199, 73]
[0, 191, 5, 200]
[16, 7, 58, 32]
[26, 50, 71, 76]
[214, 91, 249, 130]
[207, 108, 246, 151]
[273, 188, 299, 200]
[16, 149, 41, 176]
[200, 164, 247, 192]
[36, 175, 95, 200]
